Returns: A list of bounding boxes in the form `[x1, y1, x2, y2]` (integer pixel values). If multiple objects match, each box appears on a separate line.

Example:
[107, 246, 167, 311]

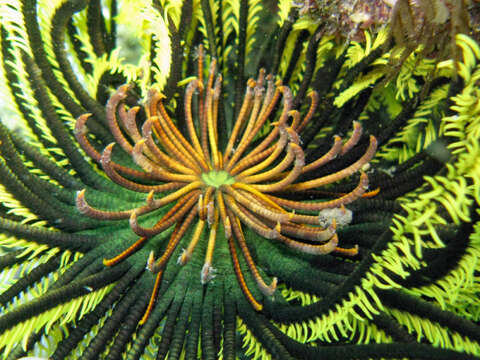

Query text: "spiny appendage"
[74, 44, 377, 319]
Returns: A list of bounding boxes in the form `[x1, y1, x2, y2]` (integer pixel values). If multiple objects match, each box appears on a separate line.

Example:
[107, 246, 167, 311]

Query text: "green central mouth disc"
[201, 170, 235, 188]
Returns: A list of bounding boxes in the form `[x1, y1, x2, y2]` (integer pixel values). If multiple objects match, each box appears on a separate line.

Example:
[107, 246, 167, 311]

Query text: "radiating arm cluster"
[74, 45, 377, 317]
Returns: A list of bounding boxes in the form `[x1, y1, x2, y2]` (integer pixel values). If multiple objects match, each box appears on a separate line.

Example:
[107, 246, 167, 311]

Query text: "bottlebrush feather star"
[74, 45, 376, 316]
[1, 1, 480, 360]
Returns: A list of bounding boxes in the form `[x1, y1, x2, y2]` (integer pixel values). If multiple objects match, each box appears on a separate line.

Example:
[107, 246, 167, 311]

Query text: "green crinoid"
[1, 0, 480, 359]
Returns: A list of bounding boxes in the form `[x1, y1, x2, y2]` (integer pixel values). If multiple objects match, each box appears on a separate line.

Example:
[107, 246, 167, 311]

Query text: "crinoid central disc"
[201, 170, 235, 188]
